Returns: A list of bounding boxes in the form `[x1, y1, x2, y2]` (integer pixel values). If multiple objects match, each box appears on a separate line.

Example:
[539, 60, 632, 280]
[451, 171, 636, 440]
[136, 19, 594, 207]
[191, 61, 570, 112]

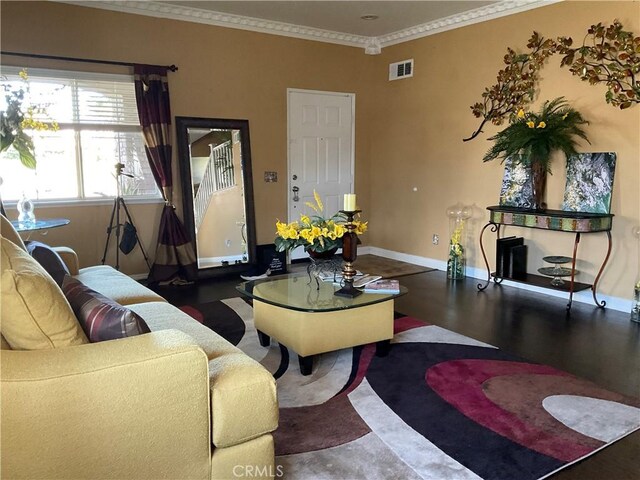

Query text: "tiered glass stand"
[538, 255, 576, 287]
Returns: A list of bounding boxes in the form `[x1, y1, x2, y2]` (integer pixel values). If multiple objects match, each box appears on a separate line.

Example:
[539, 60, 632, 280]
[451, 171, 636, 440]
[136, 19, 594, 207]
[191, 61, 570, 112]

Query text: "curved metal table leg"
[477, 222, 499, 291]
[591, 230, 612, 308]
[566, 232, 581, 311]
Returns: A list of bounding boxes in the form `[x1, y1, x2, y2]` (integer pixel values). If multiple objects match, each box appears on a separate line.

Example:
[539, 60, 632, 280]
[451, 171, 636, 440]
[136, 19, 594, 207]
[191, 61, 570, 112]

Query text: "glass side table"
[11, 218, 70, 232]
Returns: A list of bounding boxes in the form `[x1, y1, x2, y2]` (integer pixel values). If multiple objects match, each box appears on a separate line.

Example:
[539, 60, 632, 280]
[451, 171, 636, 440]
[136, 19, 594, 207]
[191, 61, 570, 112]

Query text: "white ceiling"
[63, 0, 556, 52]
[159, 1, 498, 37]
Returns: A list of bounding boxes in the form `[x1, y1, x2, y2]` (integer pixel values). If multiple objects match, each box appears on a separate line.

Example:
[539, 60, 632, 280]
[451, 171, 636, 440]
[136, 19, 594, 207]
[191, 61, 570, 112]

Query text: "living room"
[1, 1, 639, 479]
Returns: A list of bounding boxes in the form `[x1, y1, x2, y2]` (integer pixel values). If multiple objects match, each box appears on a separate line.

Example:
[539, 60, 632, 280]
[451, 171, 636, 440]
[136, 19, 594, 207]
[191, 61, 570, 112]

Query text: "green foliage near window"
[482, 97, 590, 173]
[0, 69, 58, 168]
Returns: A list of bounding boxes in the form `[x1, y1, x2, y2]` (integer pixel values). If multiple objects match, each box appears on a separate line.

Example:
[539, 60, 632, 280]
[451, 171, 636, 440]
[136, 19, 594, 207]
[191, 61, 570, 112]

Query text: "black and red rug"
[180, 298, 640, 480]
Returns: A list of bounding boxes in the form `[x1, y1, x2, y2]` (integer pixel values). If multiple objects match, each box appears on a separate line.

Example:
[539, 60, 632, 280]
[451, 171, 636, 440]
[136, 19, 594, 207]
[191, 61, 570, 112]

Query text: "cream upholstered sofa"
[0, 216, 278, 479]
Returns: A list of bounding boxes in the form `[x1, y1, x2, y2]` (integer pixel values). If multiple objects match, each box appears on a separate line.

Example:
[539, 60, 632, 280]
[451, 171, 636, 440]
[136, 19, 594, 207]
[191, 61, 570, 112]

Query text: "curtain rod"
[0, 51, 178, 72]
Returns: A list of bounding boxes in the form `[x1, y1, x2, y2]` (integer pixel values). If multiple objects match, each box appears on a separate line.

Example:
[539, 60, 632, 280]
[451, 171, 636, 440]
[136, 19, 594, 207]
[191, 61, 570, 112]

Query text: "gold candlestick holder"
[335, 209, 362, 298]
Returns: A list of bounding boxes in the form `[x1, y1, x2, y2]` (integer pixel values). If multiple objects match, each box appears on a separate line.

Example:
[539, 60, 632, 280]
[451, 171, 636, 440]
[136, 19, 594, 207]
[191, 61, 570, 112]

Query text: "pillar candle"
[343, 193, 356, 211]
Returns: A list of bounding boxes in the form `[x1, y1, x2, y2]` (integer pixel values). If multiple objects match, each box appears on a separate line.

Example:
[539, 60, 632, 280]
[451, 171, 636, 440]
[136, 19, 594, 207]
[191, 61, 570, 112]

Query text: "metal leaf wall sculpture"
[465, 21, 640, 142]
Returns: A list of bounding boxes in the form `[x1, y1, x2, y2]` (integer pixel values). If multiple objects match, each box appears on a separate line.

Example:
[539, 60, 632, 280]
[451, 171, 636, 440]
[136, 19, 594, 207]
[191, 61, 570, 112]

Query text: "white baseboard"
[363, 246, 633, 313]
[198, 254, 245, 267]
[363, 246, 447, 271]
[127, 246, 632, 313]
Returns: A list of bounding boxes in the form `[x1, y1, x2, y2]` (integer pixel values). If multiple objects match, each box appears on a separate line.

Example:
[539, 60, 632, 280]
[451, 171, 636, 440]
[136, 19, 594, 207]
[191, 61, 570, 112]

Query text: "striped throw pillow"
[62, 276, 150, 342]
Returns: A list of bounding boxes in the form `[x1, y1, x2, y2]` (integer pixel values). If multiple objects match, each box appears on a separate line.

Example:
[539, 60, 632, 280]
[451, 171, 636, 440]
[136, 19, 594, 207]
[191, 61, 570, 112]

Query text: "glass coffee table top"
[237, 274, 408, 313]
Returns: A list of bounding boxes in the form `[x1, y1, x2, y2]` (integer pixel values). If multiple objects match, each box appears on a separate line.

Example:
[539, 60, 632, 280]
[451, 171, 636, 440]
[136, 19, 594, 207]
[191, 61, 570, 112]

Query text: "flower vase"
[447, 243, 465, 280]
[530, 161, 547, 211]
[446, 203, 470, 281]
[17, 192, 36, 226]
[307, 247, 338, 260]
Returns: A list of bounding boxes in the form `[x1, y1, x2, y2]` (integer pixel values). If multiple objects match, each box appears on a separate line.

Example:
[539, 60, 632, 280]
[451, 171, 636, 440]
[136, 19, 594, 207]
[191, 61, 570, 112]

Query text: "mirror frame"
[176, 116, 257, 277]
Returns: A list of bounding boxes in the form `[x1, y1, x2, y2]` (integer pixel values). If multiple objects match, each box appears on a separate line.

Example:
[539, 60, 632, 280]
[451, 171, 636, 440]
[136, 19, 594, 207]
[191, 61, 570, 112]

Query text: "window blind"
[1, 66, 141, 127]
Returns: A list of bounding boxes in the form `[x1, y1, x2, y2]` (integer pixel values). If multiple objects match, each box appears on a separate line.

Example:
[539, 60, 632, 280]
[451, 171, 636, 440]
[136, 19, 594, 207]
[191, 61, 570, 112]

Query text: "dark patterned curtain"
[134, 65, 197, 284]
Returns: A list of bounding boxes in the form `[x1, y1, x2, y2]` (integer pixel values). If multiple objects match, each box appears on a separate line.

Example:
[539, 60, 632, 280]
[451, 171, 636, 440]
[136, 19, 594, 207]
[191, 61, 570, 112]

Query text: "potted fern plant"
[483, 97, 590, 210]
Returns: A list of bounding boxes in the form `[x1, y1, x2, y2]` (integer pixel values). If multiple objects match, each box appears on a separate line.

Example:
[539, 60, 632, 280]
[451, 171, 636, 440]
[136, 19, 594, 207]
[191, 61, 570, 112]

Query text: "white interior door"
[287, 89, 355, 259]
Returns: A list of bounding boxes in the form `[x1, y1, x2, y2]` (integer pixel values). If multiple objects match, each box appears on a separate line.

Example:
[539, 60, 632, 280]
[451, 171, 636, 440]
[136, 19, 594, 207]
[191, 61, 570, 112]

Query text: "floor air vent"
[389, 59, 414, 81]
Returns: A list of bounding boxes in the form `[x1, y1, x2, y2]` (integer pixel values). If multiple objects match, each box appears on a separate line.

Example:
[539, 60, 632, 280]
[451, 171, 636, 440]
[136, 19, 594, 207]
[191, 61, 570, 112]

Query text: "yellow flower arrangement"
[449, 222, 465, 258]
[447, 220, 466, 279]
[275, 191, 367, 254]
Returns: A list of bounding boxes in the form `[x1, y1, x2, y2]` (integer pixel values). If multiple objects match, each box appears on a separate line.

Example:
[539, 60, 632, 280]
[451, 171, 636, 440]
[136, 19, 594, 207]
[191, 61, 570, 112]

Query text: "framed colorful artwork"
[499, 155, 534, 209]
[562, 152, 616, 214]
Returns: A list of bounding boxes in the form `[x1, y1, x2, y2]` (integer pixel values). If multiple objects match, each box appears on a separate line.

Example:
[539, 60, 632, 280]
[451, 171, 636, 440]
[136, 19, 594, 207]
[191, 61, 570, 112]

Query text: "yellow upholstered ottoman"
[238, 275, 406, 375]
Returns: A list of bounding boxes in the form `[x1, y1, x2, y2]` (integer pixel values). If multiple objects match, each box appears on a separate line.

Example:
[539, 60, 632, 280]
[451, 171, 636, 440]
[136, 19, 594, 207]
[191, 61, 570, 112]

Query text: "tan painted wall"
[1, 1, 638, 301]
[0, 1, 375, 275]
[367, 1, 639, 299]
[10, 202, 162, 274]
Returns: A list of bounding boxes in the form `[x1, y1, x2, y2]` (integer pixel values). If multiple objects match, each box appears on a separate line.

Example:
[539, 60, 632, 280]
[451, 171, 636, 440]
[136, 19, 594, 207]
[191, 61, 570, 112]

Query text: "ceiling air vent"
[389, 59, 414, 81]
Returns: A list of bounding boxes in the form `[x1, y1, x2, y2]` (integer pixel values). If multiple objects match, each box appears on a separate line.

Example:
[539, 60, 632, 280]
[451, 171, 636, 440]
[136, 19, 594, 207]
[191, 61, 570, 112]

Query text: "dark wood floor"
[155, 267, 640, 479]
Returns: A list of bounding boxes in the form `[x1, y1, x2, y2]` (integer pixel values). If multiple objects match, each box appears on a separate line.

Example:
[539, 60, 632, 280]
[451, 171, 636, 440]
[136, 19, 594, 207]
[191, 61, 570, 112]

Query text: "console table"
[477, 206, 613, 311]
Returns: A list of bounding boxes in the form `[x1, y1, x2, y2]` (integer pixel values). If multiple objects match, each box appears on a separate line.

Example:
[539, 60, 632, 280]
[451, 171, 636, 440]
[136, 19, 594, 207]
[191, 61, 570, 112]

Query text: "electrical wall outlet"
[432, 234, 439, 245]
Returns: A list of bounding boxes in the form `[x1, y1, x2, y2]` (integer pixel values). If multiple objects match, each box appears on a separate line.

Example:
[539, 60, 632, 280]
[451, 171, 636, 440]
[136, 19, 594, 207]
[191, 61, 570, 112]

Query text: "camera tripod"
[100, 163, 151, 271]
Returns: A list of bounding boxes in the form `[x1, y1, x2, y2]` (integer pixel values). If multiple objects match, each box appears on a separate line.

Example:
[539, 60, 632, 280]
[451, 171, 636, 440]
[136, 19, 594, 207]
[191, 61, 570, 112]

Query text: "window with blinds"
[0, 67, 159, 201]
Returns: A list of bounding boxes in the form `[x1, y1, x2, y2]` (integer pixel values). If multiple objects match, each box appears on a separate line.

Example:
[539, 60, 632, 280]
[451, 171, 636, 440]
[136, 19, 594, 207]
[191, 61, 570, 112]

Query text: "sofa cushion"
[0, 237, 88, 350]
[25, 241, 70, 286]
[74, 265, 165, 305]
[1, 335, 13, 350]
[0, 215, 27, 251]
[128, 301, 240, 360]
[128, 301, 279, 448]
[62, 276, 151, 342]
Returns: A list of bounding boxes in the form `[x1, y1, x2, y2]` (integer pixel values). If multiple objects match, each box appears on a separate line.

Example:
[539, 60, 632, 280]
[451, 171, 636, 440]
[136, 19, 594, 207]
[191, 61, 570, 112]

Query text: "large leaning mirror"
[176, 117, 257, 276]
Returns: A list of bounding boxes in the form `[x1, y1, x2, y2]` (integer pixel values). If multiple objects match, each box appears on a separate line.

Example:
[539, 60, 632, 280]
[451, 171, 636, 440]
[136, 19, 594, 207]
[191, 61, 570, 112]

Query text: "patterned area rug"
[180, 298, 640, 480]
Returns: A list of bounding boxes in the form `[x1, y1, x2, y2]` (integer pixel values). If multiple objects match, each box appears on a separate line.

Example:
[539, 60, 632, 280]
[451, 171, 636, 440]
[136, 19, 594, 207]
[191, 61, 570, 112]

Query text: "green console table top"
[487, 206, 613, 233]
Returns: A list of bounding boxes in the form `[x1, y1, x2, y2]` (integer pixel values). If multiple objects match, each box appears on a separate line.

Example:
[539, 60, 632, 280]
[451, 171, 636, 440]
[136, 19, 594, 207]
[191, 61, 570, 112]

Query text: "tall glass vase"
[633, 227, 640, 323]
[446, 203, 471, 281]
[447, 243, 465, 280]
[530, 161, 547, 211]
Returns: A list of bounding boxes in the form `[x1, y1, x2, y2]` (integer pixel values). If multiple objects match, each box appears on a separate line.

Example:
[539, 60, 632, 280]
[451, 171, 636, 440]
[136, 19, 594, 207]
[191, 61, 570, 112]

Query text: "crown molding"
[59, 0, 370, 49]
[377, 0, 563, 48]
[58, 0, 560, 54]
